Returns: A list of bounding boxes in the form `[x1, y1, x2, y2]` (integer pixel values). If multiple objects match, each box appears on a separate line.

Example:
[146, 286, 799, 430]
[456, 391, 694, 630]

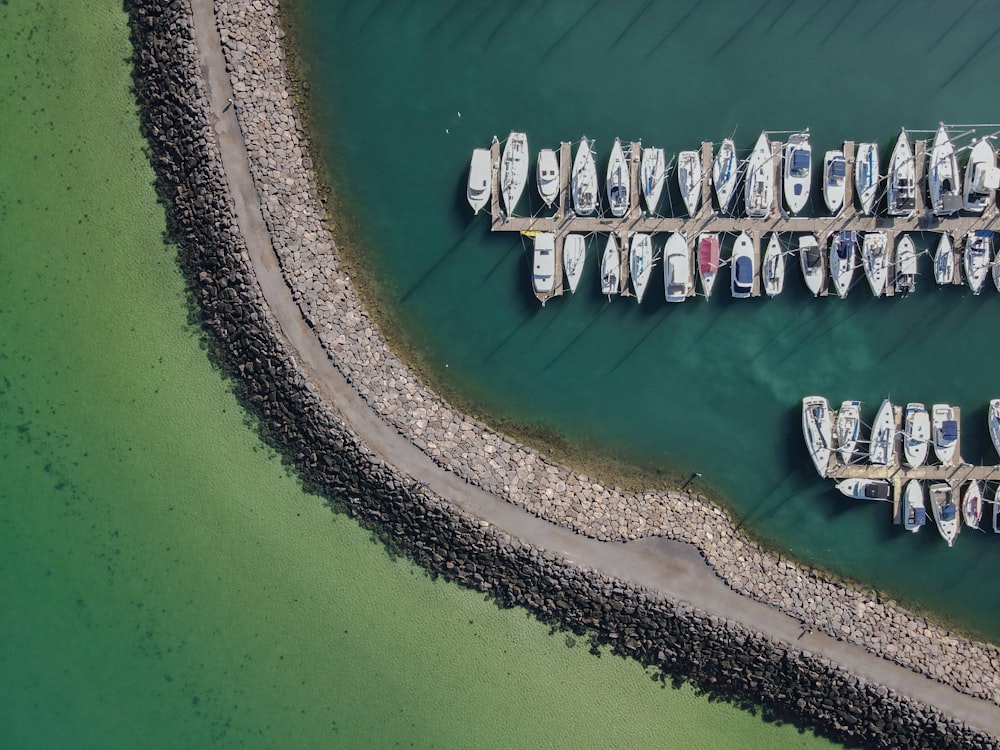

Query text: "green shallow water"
[0, 1, 837, 746]
[294, 0, 1000, 640]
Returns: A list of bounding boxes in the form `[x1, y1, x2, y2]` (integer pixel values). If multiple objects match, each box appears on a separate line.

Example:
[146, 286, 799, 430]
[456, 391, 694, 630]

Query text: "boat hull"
[572, 138, 598, 216]
[531, 232, 556, 305]
[929, 483, 960, 547]
[467, 147, 492, 214]
[862, 231, 888, 297]
[783, 133, 811, 215]
[933, 233, 954, 285]
[903, 403, 930, 468]
[731, 232, 754, 299]
[500, 131, 529, 216]
[745, 132, 774, 219]
[563, 234, 586, 294]
[678, 150, 701, 216]
[536, 148, 559, 207]
[762, 233, 784, 297]
[607, 138, 629, 218]
[697, 233, 720, 299]
[713, 138, 737, 212]
[663, 233, 692, 302]
[799, 235, 825, 297]
[855, 142, 879, 214]
[903, 480, 926, 532]
[836, 400, 861, 464]
[802, 396, 833, 477]
[600, 233, 620, 297]
[887, 130, 915, 216]
[869, 398, 896, 466]
[931, 403, 958, 465]
[823, 150, 846, 215]
[629, 233, 653, 303]
[640, 147, 665, 214]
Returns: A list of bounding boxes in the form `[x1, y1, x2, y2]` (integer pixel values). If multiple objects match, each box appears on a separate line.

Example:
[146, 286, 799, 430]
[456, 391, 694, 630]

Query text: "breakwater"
[124, 0, 1000, 745]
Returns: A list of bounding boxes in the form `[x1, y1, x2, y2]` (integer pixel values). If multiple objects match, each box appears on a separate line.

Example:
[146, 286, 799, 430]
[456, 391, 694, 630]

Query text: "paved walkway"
[189, 0, 1000, 736]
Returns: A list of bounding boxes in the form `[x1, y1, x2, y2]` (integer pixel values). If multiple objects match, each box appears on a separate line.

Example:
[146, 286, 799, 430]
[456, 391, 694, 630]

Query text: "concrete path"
[189, 0, 1000, 736]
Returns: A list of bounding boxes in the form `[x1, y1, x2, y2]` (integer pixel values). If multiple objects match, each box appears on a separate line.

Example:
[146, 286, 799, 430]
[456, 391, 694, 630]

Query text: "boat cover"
[941, 503, 957, 521]
[912, 508, 927, 525]
[864, 484, 891, 500]
[941, 421, 958, 441]
[829, 158, 846, 178]
[734, 256, 752, 285]
[791, 149, 810, 172]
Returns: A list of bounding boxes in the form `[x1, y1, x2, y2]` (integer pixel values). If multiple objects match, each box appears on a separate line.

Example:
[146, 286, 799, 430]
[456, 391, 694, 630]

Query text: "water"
[0, 1, 837, 746]
[293, 0, 1000, 640]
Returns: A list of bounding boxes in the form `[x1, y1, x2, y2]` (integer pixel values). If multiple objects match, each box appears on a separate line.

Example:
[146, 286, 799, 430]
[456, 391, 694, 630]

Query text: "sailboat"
[536, 148, 559, 207]
[783, 131, 811, 215]
[862, 231, 888, 297]
[467, 146, 492, 214]
[887, 129, 916, 216]
[572, 137, 598, 216]
[932, 403, 959, 465]
[678, 150, 702, 215]
[829, 230, 857, 299]
[823, 149, 847, 214]
[607, 138, 630, 218]
[929, 124, 962, 216]
[798, 234, 825, 297]
[836, 400, 862, 464]
[731, 231, 754, 299]
[894, 235, 917, 295]
[963, 480, 983, 530]
[964, 230, 992, 295]
[802, 396, 833, 477]
[903, 402, 930, 468]
[629, 233, 653, 303]
[869, 398, 897, 466]
[500, 131, 529, 216]
[963, 137, 999, 213]
[929, 483, 960, 547]
[762, 233, 785, 297]
[663, 233, 692, 303]
[697, 233, 721, 299]
[600, 233, 620, 299]
[562, 234, 586, 294]
[994, 484, 1000, 534]
[989, 398, 1000, 459]
[531, 232, 556, 305]
[933, 233, 955, 286]
[640, 147, 665, 214]
[854, 142, 880, 215]
[713, 138, 737, 213]
[902, 480, 927, 533]
[745, 131, 774, 219]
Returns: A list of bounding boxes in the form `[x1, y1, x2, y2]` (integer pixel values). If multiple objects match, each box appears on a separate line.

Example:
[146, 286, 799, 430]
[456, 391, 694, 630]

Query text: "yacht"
[762, 233, 785, 297]
[836, 400, 862, 465]
[902, 480, 927, 533]
[640, 147, 665, 214]
[500, 131, 529, 216]
[731, 231, 754, 299]
[823, 149, 847, 214]
[467, 146, 492, 214]
[572, 137, 598, 216]
[664, 233, 692, 303]
[678, 150, 702, 215]
[963, 480, 984, 530]
[964, 230, 992, 295]
[928, 124, 961, 216]
[563, 234, 586, 294]
[862, 231, 888, 297]
[994, 485, 1000, 534]
[887, 129, 916, 216]
[932, 403, 959, 465]
[963, 137, 999, 213]
[783, 131, 811, 215]
[894, 234, 917, 295]
[798, 234, 825, 297]
[802, 396, 833, 477]
[870, 398, 897, 466]
[600, 233, 620, 299]
[989, 398, 1000, 459]
[697, 233, 721, 299]
[836, 479, 890, 501]
[855, 142, 880, 214]
[829, 230, 857, 299]
[929, 483, 960, 547]
[903, 402, 930, 467]
[607, 138, 630, 218]
[531, 232, 556, 305]
[713, 138, 737, 213]
[933, 233, 954, 286]
[745, 131, 774, 219]
[630, 233, 653, 303]
[536, 148, 559, 207]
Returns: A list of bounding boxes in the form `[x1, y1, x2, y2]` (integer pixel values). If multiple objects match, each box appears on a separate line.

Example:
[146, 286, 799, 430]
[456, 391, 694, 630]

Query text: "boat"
[902, 480, 927, 532]
[607, 138, 629, 218]
[929, 483, 960, 547]
[783, 132, 811, 215]
[531, 232, 556, 305]
[745, 131, 774, 219]
[854, 142, 880, 214]
[836, 478, 890, 501]
[963, 480, 983, 530]
[802, 396, 833, 477]
[640, 147, 666, 214]
[731, 231, 754, 299]
[663, 233, 692, 303]
[762, 233, 785, 297]
[933, 233, 954, 286]
[823, 149, 847, 214]
[994, 484, 1000, 534]
[467, 146, 492, 214]
[697, 233, 721, 299]
[989, 398, 1000, 459]
[536, 148, 559, 207]
[835, 400, 862, 465]
[629, 233, 653, 303]
[563, 234, 586, 294]
[932, 403, 959, 465]
[572, 137, 598, 216]
[862, 231, 888, 297]
[678, 150, 701, 216]
[798, 234, 825, 297]
[500, 131, 529, 216]
[894, 234, 917, 295]
[887, 129, 916, 217]
[928, 124, 962, 217]
[829, 230, 857, 299]
[964, 230, 992, 295]
[600, 233, 620, 299]
[713, 138, 737, 213]
[994, 253, 1000, 294]
[964, 137, 1000, 213]
[903, 402, 930, 468]
[869, 398, 897, 466]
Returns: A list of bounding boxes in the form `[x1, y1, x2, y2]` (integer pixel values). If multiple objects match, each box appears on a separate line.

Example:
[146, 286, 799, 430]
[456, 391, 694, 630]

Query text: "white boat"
[536, 148, 559, 207]
[713, 138, 738, 213]
[894, 234, 917, 295]
[783, 132, 811, 215]
[731, 231, 754, 299]
[902, 480, 927, 533]
[836, 400, 862, 465]
[600, 233, 620, 299]
[762, 233, 785, 297]
[829, 230, 857, 299]
[903, 402, 930, 468]
[678, 150, 701, 216]
[745, 132, 774, 219]
[994, 485, 1000, 534]
[869, 399, 897, 466]
[963, 137, 1000, 213]
[964, 230, 992, 295]
[607, 138, 630, 218]
[887, 129, 916, 216]
[563, 234, 586, 294]
[989, 398, 1000, 459]
[467, 146, 492, 214]
[640, 147, 666, 214]
[823, 149, 847, 214]
[697, 233, 721, 299]
[929, 483, 960, 547]
[663, 233, 692, 303]
[500, 131, 529, 216]
[629, 233, 653, 303]
[994, 253, 1000, 294]
[854, 142, 880, 215]
[862, 231, 888, 297]
[836, 478, 890, 501]
[928, 124, 962, 217]
[802, 396, 833, 477]
[798, 234, 825, 297]
[963, 480, 983, 529]
[531, 232, 556, 305]
[572, 137, 598, 216]
[933, 233, 954, 286]
[932, 403, 959, 465]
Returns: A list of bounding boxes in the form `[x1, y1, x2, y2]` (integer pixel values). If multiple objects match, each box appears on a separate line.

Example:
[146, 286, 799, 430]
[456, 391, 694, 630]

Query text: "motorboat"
[928, 124, 962, 217]
[829, 230, 857, 299]
[836, 479, 890, 501]
[836, 400, 862, 464]
[869, 398, 897, 466]
[964, 230, 992, 295]
[731, 231, 754, 299]
[640, 147, 665, 214]
[963, 480, 983, 530]
[630, 233, 653, 303]
[531, 232, 556, 305]
[467, 146, 492, 214]
[713, 138, 737, 213]
[802, 396, 833, 477]
[887, 129, 916, 216]
[500, 131, 529, 216]
[929, 483, 960, 547]
[678, 150, 702, 215]
[994, 253, 1000, 294]
[823, 149, 847, 214]
[903, 402, 930, 467]
[933, 233, 954, 286]
[855, 142, 880, 214]
[762, 233, 785, 297]
[698, 233, 721, 299]
[600, 233, 620, 299]
[536, 148, 559, 207]
[932, 403, 959, 465]
[745, 131, 774, 219]
[862, 231, 888, 297]
[989, 398, 1000, 459]
[663, 233, 692, 303]
[572, 137, 598, 216]
[894, 234, 917, 295]
[963, 137, 999, 213]
[607, 138, 630, 218]
[902, 480, 927, 533]
[783, 131, 811, 214]
[798, 234, 825, 297]
[563, 234, 586, 294]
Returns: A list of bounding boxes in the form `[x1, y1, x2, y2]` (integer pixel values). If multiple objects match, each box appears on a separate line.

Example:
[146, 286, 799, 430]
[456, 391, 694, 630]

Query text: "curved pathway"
[190, 0, 1000, 737]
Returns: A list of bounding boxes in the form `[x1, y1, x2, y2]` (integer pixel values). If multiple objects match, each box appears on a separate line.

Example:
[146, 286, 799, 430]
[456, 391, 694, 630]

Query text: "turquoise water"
[294, 0, 1000, 639]
[0, 1, 838, 747]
